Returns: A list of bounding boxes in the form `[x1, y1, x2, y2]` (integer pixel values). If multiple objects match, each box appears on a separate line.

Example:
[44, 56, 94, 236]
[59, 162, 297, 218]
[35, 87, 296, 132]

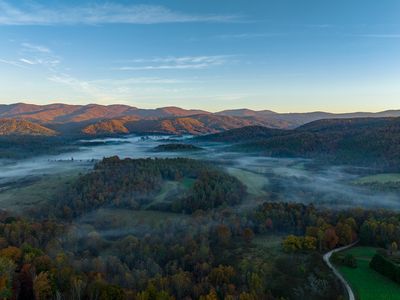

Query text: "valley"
[1, 1, 399, 298]
[1, 112, 400, 299]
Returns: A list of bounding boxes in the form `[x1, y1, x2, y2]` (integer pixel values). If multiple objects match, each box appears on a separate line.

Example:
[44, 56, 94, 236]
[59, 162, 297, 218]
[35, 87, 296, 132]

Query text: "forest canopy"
[57, 156, 247, 218]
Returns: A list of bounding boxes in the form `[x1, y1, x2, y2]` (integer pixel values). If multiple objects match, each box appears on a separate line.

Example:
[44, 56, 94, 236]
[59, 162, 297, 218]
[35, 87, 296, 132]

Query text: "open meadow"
[336, 247, 400, 300]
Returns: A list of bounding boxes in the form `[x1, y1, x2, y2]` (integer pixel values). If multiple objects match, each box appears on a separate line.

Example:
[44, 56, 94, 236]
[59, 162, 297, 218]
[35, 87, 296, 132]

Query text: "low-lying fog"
[1, 134, 399, 210]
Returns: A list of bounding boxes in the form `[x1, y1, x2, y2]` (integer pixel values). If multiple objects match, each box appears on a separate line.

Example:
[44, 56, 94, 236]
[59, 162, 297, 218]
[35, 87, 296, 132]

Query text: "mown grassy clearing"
[152, 181, 180, 202]
[181, 177, 195, 189]
[226, 167, 268, 196]
[336, 246, 400, 300]
[145, 178, 195, 209]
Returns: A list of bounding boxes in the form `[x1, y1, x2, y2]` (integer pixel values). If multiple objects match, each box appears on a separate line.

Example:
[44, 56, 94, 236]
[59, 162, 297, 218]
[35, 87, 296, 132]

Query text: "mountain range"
[1, 102, 400, 136]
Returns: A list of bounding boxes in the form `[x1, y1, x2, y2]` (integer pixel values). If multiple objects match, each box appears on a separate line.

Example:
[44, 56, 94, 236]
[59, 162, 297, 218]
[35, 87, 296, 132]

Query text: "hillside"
[297, 117, 393, 132]
[122, 114, 283, 135]
[82, 119, 130, 135]
[217, 109, 400, 126]
[195, 125, 289, 142]
[0, 119, 57, 136]
[199, 118, 400, 170]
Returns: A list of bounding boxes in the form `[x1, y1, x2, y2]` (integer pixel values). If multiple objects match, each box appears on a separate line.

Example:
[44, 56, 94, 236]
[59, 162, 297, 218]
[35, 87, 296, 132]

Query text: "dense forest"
[253, 202, 400, 251]
[3, 197, 400, 299]
[1, 153, 400, 298]
[199, 118, 400, 171]
[55, 157, 246, 218]
[0, 136, 78, 159]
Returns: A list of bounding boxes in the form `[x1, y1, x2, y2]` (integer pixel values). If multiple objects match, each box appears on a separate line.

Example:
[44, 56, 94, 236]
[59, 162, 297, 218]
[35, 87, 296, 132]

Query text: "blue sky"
[0, 0, 399, 112]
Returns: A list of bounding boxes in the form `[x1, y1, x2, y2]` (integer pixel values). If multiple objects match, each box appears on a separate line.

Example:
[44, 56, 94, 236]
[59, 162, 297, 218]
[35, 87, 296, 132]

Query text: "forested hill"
[198, 117, 400, 170]
[57, 157, 247, 218]
[297, 117, 395, 132]
[195, 125, 289, 143]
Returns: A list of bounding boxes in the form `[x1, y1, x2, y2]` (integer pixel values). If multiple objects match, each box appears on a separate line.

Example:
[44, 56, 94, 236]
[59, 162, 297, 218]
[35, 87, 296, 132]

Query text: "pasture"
[336, 246, 400, 300]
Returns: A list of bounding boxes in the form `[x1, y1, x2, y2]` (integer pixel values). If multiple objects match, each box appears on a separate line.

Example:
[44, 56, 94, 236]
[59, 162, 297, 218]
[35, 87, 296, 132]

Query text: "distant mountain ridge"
[217, 108, 400, 126]
[1, 102, 400, 136]
[1, 103, 400, 125]
[0, 103, 210, 123]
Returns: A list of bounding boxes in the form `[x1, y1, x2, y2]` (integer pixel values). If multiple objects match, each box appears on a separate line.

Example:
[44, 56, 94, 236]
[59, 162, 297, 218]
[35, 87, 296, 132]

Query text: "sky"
[0, 0, 400, 112]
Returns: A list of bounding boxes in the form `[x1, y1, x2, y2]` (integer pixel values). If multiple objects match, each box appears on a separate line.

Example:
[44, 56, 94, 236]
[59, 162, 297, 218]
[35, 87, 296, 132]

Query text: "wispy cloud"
[47, 74, 190, 101]
[91, 77, 187, 85]
[19, 58, 36, 65]
[305, 24, 337, 29]
[19, 57, 60, 66]
[0, 58, 25, 68]
[355, 34, 400, 38]
[117, 55, 230, 71]
[47, 74, 104, 98]
[21, 42, 51, 53]
[0, 1, 239, 25]
[17, 42, 60, 67]
[2, 38, 206, 102]
[216, 33, 282, 39]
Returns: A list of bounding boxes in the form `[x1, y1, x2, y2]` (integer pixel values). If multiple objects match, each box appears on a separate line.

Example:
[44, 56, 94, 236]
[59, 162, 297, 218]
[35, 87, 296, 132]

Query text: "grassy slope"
[226, 167, 268, 196]
[337, 247, 400, 300]
[0, 171, 81, 213]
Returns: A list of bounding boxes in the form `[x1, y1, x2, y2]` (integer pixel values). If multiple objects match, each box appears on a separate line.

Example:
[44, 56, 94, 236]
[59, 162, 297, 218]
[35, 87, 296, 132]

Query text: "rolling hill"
[217, 108, 400, 125]
[199, 117, 400, 170]
[81, 119, 130, 135]
[195, 125, 289, 142]
[123, 114, 279, 135]
[0, 119, 57, 136]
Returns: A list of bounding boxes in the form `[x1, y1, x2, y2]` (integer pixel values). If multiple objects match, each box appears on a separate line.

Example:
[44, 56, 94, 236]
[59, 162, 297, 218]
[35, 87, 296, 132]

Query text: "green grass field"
[226, 167, 268, 196]
[181, 177, 195, 189]
[0, 170, 81, 213]
[144, 178, 195, 209]
[336, 247, 400, 300]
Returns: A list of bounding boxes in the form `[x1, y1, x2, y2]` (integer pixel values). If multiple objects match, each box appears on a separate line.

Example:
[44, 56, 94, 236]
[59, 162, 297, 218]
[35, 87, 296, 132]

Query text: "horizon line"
[0, 101, 399, 115]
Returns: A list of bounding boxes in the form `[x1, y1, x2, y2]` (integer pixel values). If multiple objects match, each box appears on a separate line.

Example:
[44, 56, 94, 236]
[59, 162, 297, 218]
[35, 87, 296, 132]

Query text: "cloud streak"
[117, 55, 230, 71]
[355, 34, 400, 38]
[216, 33, 283, 39]
[0, 58, 25, 68]
[21, 42, 51, 53]
[17, 42, 60, 67]
[47, 73, 190, 101]
[19, 58, 36, 65]
[0, 1, 239, 25]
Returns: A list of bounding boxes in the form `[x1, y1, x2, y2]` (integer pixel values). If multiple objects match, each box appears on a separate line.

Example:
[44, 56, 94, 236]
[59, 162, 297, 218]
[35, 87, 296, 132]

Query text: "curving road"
[323, 241, 359, 300]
